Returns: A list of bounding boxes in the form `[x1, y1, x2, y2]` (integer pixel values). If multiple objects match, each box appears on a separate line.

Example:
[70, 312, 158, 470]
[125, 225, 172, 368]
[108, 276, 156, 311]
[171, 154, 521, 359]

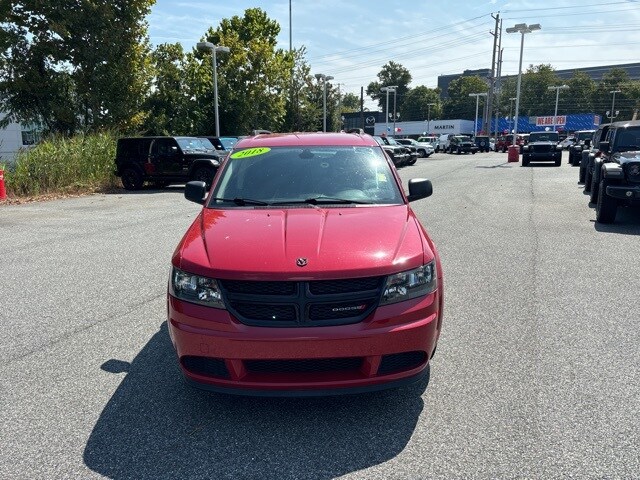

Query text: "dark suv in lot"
[473, 135, 491, 152]
[568, 130, 596, 166]
[448, 135, 478, 154]
[581, 124, 610, 186]
[587, 120, 640, 211]
[373, 136, 411, 167]
[115, 136, 222, 190]
[521, 131, 562, 166]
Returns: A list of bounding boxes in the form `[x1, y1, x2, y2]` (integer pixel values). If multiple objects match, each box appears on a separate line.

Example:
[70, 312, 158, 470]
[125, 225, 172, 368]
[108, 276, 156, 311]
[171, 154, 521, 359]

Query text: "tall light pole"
[609, 89, 621, 122]
[380, 86, 397, 135]
[427, 102, 435, 134]
[508, 97, 517, 133]
[315, 73, 334, 132]
[506, 23, 541, 146]
[197, 42, 230, 137]
[547, 85, 569, 131]
[469, 92, 487, 136]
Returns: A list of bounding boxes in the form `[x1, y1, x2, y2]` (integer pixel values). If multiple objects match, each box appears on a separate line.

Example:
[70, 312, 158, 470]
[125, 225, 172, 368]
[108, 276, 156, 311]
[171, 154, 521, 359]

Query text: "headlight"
[380, 262, 437, 305]
[556, 145, 563, 150]
[523, 145, 529, 151]
[169, 267, 226, 308]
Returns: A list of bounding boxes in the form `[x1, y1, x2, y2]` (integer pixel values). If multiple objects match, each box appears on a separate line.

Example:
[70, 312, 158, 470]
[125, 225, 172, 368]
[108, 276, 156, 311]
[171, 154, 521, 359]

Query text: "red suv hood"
[176, 206, 430, 280]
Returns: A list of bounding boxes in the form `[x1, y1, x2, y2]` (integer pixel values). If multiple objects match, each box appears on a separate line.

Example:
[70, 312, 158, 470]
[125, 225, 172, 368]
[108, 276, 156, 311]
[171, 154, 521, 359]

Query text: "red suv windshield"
[209, 146, 404, 206]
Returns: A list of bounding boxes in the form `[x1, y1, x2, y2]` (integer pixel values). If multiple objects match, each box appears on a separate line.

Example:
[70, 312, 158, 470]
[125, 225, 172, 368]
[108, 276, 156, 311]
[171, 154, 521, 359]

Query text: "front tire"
[121, 167, 143, 191]
[579, 164, 586, 183]
[555, 157, 561, 167]
[522, 156, 530, 167]
[192, 166, 215, 187]
[596, 180, 617, 223]
[589, 166, 602, 204]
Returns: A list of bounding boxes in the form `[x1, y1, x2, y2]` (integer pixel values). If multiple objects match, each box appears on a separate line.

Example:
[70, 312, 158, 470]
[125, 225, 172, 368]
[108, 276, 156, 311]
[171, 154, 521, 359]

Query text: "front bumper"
[606, 184, 640, 200]
[168, 290, 442, 395]
[523, 150, 561, 161]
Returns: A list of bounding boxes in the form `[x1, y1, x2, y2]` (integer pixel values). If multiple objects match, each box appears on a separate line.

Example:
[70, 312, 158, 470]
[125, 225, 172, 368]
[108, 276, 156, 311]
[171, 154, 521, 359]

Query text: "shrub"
[5, 131, 120, 197]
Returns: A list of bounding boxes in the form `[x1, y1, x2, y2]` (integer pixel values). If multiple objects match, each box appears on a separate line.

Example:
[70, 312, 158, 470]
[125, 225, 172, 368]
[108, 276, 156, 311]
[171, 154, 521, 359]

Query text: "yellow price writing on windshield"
[230, 147, 271, 159]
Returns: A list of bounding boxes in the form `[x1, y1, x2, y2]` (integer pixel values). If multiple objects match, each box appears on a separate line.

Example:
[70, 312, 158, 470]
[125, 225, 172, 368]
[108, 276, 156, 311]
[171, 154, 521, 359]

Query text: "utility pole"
[360, 86, 364, 130]
[494, 45, 503, 136]
[485, 12, 500, 136]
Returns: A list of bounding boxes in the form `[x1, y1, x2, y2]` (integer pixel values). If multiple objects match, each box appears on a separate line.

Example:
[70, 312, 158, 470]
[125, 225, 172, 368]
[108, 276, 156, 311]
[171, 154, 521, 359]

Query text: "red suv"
[168, 132, 443, 395]
[495, 134, 528, 153]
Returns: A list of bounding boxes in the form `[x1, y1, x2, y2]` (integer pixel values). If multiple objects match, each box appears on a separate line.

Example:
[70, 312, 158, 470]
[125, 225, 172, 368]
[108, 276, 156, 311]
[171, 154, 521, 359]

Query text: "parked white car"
[397, 138, 434, 157]
[417, 135, 442, 153]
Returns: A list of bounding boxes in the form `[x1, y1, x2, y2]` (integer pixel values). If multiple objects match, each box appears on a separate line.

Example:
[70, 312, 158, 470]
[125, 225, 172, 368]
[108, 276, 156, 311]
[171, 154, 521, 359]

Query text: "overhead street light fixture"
[380, 86, 398, 135]
[547, 85, 569, 131]
[609, 89, 621, 121]
[469, 93, 487, 137]
[197, 41, 231, 137]
[315, 73, 334, 132]
[506, 22, 541, 146]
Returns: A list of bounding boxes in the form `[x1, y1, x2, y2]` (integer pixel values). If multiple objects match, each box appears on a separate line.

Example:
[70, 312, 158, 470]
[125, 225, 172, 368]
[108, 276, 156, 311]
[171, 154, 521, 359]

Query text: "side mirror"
[407, 178, 433, 202]
[598, 141, 610, 153]
[185, 181, 207, 205]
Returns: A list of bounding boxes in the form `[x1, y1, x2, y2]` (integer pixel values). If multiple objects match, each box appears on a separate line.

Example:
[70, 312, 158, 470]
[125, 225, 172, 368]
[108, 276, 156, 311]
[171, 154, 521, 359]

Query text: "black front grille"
[222, 280, 296, 295]
[219, 277, 384, 327]
[245, 357, 363, 374]
[229, 302, 297, 322]
[309, 277, 383, 295]
[378, 351, 427, 375]
[531, 144, 553, 153]
[182, 356, 230, 379]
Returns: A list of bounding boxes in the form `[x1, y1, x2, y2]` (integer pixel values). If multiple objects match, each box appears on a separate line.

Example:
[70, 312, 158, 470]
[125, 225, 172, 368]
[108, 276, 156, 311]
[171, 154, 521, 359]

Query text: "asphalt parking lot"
[1, 151, 638, 479]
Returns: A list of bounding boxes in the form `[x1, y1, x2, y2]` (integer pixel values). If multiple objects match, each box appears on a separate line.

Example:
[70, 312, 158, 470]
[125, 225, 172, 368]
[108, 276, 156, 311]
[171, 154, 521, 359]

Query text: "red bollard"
[0, 169, 6, 200]
[507, 145, 520, 163]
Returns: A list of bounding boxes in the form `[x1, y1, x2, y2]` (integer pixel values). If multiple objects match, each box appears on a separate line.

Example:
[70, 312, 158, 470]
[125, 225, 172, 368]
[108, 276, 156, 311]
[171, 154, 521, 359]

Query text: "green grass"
[5, 131, 121, 197]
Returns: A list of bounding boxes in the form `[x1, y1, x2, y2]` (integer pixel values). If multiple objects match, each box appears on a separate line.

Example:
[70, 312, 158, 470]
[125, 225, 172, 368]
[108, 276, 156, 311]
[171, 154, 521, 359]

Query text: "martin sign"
[434, 124, 455, 130]
[536, 115, 566, 127]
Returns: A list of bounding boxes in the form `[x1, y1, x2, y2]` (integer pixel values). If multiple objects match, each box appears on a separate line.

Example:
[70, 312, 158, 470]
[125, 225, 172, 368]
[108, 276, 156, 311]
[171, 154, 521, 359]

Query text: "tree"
[594, 68, 632, 121]
[399, 86, 441, 121]
[565, 71, 596, 114]
[442, 76, 488, 119]
[0, 0, 153, 134]
[282, 47, 321, 132]
[142, 43, 193, 135]
[517, 64, 562, 117]
[340, 93, 361, 113]
[366, 62, 412, 115]
[191, 8, 293, 135]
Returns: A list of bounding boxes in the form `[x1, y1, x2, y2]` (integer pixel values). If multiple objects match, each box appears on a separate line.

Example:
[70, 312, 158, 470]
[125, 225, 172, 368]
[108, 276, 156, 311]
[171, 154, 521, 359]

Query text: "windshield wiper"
[303, 196, 373, 205]
[210, 197, 271, 206]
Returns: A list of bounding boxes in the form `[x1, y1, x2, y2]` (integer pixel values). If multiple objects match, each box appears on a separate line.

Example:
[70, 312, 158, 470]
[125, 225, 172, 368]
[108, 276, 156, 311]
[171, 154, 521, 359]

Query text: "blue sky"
[148, 1, 640, 105]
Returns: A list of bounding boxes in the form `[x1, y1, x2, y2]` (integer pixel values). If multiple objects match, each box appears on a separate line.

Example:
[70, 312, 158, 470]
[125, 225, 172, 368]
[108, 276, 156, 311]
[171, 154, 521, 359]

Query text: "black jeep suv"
[581, 124, 610, 186]
[373, 136, 411, 167]
[521, 131, 562, 166]
[568, 130, 596, 166]
[448, 135, 478, 154]
[115, 136, 222, 190]
[474, 135, 491, 153]
[587, 120, 640, 212]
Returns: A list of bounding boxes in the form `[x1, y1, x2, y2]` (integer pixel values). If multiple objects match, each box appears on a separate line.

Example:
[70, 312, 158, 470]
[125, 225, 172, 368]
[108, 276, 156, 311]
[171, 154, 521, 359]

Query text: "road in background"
[1, 152, 638, 479]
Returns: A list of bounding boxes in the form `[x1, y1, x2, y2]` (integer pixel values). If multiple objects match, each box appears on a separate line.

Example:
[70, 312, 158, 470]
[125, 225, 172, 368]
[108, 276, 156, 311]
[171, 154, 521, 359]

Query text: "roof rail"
[251, 129, 272, 136]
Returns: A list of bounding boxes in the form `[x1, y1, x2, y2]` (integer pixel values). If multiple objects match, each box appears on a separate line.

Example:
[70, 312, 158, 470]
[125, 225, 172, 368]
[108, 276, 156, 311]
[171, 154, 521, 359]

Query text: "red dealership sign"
[536, 115, 566, 126]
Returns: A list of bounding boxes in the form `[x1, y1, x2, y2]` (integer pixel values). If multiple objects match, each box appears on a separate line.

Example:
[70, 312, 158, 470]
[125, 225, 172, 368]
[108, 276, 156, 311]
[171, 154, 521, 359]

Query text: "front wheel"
[522, 157, 530, 167]
[596, 180, 617, 223]
[121, 167, 143, 191]
[555, 157, 561, 167]
[579, 165, 586, 184]
[589, 168, 601, 204]
[408, 156, 417, 166]
[192, 166, 215, 187]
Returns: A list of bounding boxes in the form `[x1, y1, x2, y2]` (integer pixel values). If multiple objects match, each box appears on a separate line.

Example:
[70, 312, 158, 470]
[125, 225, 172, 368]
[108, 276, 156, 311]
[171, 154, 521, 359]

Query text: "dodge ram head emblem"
[296, 258, 308, 267]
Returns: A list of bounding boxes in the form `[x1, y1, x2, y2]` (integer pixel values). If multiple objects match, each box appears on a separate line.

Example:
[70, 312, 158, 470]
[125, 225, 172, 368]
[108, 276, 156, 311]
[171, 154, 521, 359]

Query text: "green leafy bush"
[5, 132, 120, 197]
